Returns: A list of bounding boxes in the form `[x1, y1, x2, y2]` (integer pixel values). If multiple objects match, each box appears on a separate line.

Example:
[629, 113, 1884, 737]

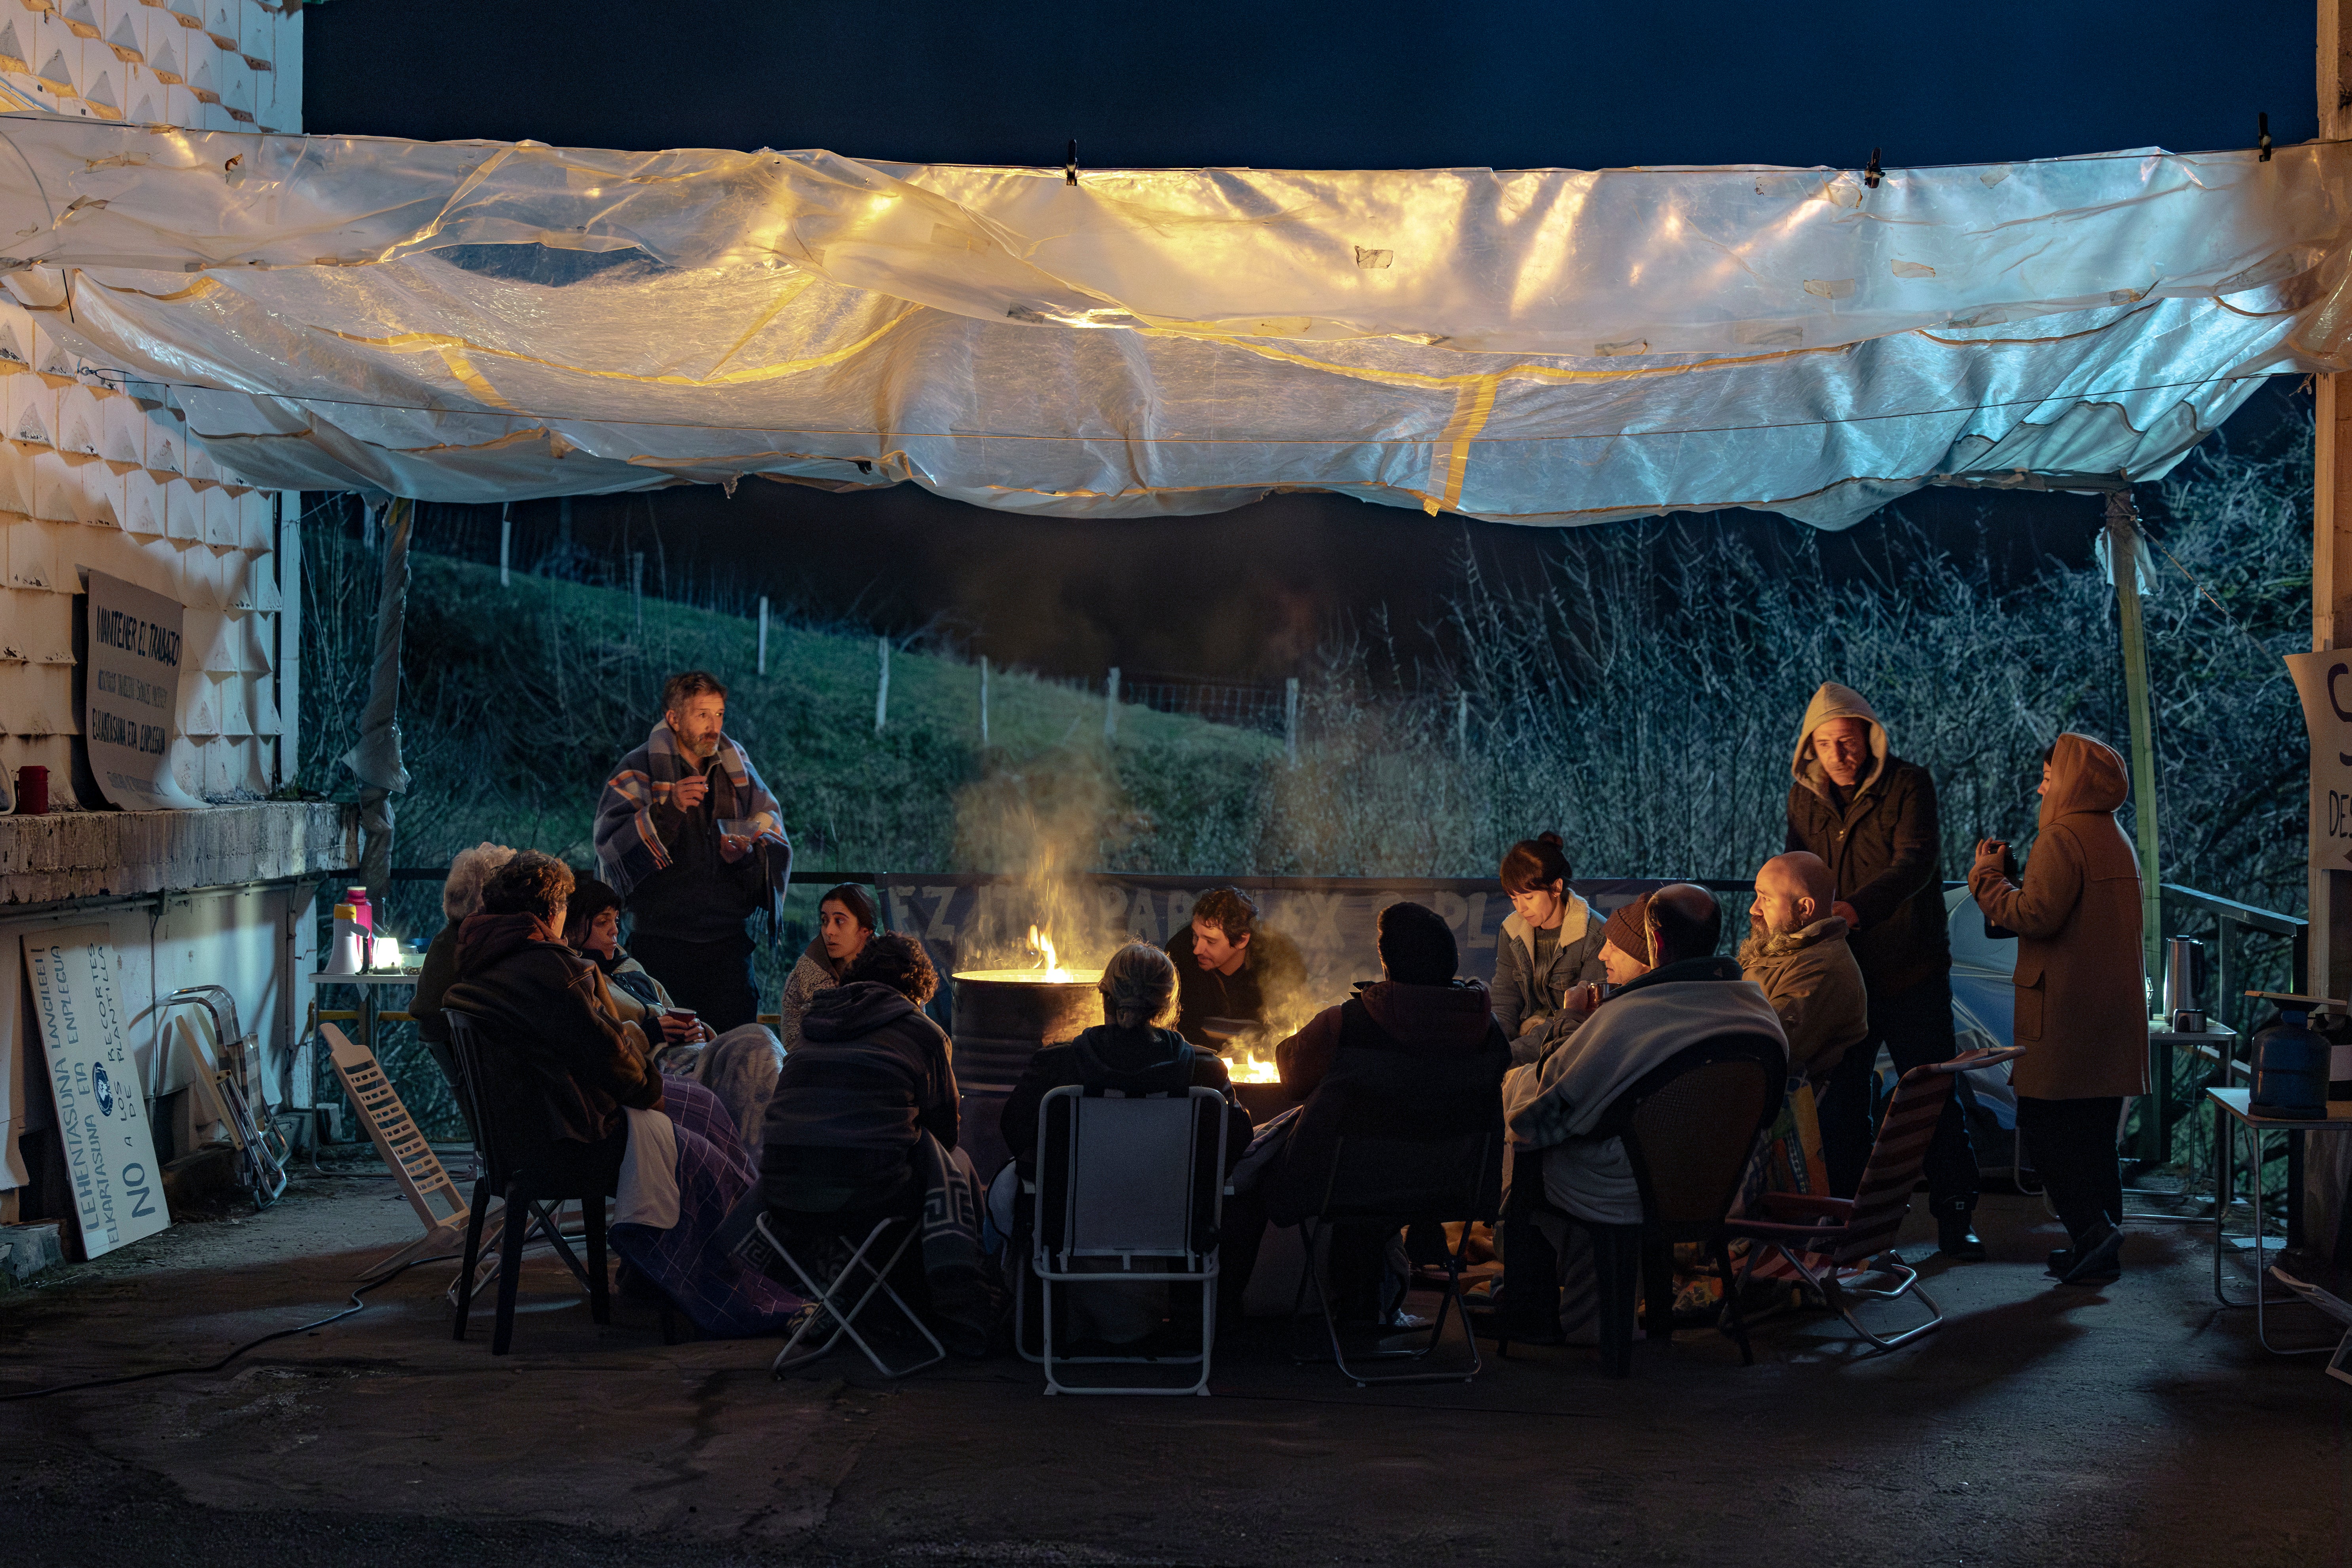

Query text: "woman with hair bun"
[1493, 832, 1607, 1062]
[777, 883, 880, 1054]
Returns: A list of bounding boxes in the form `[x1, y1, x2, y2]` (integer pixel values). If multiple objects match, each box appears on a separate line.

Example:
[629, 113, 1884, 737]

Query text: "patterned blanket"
[609, 1075, 804, 1338]
[593, 721, 791, 935]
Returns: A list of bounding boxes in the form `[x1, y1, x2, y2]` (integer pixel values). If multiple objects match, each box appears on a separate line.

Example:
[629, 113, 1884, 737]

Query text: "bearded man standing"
[596, 671, 791, 1031]
[1785, 681, 1984, 1261]
[1739, 850, 1868, 1086]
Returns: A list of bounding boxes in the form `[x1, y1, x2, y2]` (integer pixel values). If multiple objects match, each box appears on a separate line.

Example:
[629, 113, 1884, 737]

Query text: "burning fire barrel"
[950, 968, 1104, 1179]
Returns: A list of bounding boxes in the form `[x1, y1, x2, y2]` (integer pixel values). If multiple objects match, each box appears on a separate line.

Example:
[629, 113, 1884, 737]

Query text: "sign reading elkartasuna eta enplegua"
[23, 930, 169, 1259]
[83, 569, 203, 810]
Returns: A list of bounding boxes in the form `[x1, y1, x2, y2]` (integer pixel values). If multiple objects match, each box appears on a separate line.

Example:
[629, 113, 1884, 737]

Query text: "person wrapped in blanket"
[992, 942, 1254, 1354]
[1481, 886, 1787, 1348]
[441, 851, 799, 1339]
[752, 931, 1001, 1358]
[776, 883, 877, 1055]
[563, 873, 783, 1164]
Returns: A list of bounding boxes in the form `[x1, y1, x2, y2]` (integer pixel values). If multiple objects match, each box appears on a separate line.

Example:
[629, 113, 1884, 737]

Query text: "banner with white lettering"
[22, 928, 170, 1259]
[84, 569, 203, 810]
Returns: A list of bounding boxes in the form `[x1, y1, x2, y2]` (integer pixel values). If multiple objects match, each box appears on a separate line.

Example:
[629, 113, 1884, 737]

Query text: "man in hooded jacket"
[1785, 681, 1984, 1261]
[1970, 733, 2147, 1286]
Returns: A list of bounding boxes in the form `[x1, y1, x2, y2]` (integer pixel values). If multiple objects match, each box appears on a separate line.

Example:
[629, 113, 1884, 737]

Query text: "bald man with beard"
[1739, 851, 1869, 1086]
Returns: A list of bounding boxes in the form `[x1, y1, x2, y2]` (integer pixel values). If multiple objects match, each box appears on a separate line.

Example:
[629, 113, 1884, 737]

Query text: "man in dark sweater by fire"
[594, 671, 791, 1031]
[1162, 885, 1309, 1048]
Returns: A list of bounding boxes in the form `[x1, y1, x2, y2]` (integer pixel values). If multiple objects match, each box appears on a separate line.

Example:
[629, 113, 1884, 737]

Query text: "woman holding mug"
[1492, 833, 1607, 1063]
[1969, 733, 2147, 1287]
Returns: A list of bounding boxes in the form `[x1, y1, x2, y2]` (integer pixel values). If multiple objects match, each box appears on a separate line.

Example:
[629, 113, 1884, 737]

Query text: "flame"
[1030, 925, 1070, 983]
[1227, 1054, 1283, 1084]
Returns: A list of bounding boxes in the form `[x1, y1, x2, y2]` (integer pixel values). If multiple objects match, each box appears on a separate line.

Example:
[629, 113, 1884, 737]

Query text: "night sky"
[303, 4, 2317, 681]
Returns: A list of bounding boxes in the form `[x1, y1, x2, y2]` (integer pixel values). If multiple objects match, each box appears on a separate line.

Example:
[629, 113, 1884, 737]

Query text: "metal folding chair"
[1030, 1085, 1228, 1396]
[745, 1208, 946, 1380]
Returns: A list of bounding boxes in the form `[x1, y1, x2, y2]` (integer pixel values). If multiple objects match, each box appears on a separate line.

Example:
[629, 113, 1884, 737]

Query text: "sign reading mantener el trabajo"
[83, 569, 203, 810]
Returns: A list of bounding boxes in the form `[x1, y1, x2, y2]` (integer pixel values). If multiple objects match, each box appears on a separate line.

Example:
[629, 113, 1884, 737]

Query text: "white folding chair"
[1031, 1085, 1228, 1397]
[743, 1209, 946, 1380]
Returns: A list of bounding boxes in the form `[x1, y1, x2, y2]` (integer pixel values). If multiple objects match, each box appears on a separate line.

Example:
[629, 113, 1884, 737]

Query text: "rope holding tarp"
[341, 496, 413, 890]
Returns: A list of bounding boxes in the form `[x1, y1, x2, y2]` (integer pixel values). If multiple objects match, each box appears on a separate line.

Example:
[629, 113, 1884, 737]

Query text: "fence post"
[757, 595, 770, 676]
[1456, 690, 1469, 756]
[1105, 667, 1120, 741]
[875, 636, 891, 734]
[980, 655, 990, 745]
[1284, 677, 1300, 768]
[630, 551, 645, 635]
[499, 504, 511, 588]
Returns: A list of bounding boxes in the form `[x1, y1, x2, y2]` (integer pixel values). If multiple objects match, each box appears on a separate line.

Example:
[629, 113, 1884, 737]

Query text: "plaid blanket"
[594, 721, 791, 935]
[609, 1076, 804, 1338]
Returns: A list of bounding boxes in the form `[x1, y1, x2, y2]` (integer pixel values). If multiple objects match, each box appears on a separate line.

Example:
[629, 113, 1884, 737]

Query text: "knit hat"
[1601, 894, 1652, 965]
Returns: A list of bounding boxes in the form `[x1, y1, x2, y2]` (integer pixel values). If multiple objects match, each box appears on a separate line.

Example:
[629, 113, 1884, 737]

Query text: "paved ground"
[1, 1167, 2347, 1568]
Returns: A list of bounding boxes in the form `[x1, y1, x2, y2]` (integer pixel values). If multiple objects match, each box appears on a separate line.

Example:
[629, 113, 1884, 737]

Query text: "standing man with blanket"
[1785, 681, 1984, 1261]
[596, 671, 791, 1031]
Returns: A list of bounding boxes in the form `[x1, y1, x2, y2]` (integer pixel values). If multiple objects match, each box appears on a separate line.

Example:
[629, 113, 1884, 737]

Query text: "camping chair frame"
[1730, 1046, 2023, 1354]
[749, 1210, 946, 1380]
[1280, 1080, 1499, 1388]
[1498, 1031, 1786, 1377]
[1030, 1085, 1229, 1396]
[443, 1010, 612, 1355]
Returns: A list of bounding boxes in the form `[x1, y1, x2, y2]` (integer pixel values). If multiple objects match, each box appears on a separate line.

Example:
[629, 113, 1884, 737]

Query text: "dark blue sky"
[309, 1, 2309, 169]
[303, 4, 2320, 681]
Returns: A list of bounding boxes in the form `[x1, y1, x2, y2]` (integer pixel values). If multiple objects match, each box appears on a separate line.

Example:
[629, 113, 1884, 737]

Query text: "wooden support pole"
[2314, 0, 2352, 1257]
[757, 595, 769, 676]
[2106, 493, 2164, 992]
[1104, 667, 1120, 741]
[874, 636, 891, 734]
[1284, 677, 1300, 768]
[498, 504, 511, 588]
[979, 655, 990, 746]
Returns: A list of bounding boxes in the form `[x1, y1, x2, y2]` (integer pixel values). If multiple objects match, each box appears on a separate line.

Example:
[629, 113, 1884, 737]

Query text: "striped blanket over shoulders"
[594, 720, 792, 936]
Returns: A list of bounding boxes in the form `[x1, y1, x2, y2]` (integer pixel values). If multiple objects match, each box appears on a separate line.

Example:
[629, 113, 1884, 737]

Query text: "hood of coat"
[1363, 978, 1496, 1047]
[2039, 732, 2129, 827]
[1736, 914, 1853, 970]
[455, 911, 570, 977]
[1791, 681, 1890, 804]
[800, 936, 844, 981]
[800, 978, 924, 1043]
[1500, 892, 1593, 952]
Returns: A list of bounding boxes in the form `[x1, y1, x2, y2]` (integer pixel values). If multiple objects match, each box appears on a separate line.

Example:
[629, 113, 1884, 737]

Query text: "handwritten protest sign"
[84, 569, 203, 810]
[23, 929, 170, 1259]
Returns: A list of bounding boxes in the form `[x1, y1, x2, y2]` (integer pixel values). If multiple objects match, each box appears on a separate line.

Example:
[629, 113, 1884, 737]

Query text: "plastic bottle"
[326, 904, 367, 976]
[345, 887, 374, 937]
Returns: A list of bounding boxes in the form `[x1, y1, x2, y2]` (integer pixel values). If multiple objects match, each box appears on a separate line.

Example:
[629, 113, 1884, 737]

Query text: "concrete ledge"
[0, 802, 358, 906]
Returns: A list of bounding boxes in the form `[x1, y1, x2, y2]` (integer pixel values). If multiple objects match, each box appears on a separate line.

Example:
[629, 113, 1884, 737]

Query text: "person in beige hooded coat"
[1970, 732, 2147, 1287]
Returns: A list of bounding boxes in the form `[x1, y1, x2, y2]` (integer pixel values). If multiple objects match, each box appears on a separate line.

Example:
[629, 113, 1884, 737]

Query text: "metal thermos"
[2162, 937, 2202, 1023]
[2251, 1004, 2330, 1120]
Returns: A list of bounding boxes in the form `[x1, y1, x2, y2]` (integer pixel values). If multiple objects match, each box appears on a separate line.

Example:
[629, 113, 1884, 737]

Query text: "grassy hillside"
[304, 541, 1283, 903]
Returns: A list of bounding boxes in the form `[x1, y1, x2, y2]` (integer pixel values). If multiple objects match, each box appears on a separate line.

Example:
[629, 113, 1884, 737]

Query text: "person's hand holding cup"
[660, 1007, 702, 1045]
[672, 772, 710, 810]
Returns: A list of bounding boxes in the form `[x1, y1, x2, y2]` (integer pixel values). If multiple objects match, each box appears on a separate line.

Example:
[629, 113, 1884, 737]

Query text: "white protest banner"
[2288, 652, 2352, 882]
[23, 929, 170, 1258]
[84, 568, 203, 810]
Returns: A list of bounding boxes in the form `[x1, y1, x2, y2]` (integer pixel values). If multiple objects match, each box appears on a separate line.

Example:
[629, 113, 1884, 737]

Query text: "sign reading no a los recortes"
[84, 569, 203, 811]
[22, 929, 169, 1259]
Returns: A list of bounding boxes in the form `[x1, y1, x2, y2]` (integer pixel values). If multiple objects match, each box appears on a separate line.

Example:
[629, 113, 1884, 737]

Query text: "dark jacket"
[412, 920, 462, 1049]
[440, 912, 662, 1153]
[999, 1023, 1253, 1180]
[628, 751, 773, 943]
[1264, 981, 1512, 1227]
[1783, 682, 1951, 997]
[759, 981, 958, 1213]
[1164, 920, 1309, 1047]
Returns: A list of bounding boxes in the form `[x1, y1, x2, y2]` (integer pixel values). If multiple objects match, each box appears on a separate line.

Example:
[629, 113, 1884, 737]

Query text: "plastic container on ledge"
[325, 904, 367, 976]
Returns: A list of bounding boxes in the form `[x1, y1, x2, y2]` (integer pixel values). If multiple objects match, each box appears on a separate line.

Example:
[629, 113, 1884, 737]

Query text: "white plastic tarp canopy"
[2, 114, 2347, 526]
